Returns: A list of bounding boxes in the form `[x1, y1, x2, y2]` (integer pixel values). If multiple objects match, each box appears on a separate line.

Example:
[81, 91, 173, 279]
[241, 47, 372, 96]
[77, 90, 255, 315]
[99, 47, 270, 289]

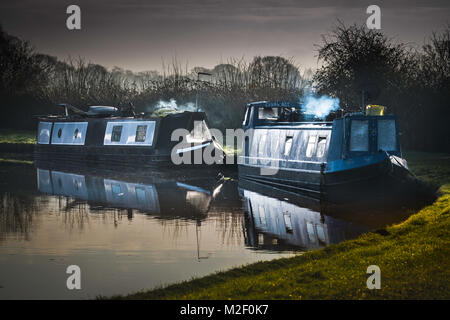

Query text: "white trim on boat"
[176, 142, 211, 154]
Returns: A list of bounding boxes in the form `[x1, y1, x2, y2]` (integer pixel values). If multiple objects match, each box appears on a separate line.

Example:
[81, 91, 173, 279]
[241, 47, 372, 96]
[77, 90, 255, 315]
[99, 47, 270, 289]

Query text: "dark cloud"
[0, 0, 449, 71]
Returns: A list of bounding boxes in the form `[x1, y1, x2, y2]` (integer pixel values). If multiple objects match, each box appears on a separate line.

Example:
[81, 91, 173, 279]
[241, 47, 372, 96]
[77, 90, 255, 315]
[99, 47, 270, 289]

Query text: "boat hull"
[238, 152, 433, 205]
[34, 142, 218, 168]
[325, 153, 436, 207]
[237, 163, 322, 198]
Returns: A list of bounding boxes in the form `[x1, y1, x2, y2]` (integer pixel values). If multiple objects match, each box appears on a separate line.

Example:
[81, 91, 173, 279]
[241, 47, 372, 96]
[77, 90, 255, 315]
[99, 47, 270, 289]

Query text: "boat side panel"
[51, 122, 88, 145]
[242, 126, 331, 171]
[103, 120, 156, 146]
[37, 122, 53, 144]
[34, 112, 218, 166]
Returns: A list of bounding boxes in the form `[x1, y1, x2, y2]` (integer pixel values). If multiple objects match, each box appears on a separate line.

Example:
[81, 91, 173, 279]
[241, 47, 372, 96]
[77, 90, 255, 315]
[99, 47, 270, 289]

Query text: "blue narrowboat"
[238, 101, 415, 202]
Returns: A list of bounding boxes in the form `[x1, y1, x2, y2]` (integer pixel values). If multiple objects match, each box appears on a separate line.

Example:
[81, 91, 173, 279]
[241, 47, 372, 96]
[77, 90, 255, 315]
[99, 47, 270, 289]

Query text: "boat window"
[135, 125, 147, 142]
[74, 128, 79, 139]
[111, 125, 123, 142]
[57, 128, 62, 138]
[258, 134, 267, 156]
[111, 184, 122, 197]
[37, 122, 52, 144]
[316, 136, 327, 158]
[377, 119, 397, 151]
[259, 205, 267, 226]
[244, 136, 249, 158]
[316, 225, 326, 243]
[243, 107, 251, 126]
[279, 107, 301, 122]
[258, 107, 278, 120]
[283, 212, 293, 233]
[284, 136, 293, 156]
[306, 134, 317, 157]
[73, 178, 82, 191]
[135, 187, 146, 204]
[306, 222, 316, 242]
[349, 120, 369, 152]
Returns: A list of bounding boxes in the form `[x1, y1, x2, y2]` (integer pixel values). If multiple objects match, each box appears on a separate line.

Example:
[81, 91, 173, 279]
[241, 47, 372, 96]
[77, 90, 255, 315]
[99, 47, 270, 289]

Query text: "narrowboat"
[238, 101, 421, 203]
[35, 103, 224, 167]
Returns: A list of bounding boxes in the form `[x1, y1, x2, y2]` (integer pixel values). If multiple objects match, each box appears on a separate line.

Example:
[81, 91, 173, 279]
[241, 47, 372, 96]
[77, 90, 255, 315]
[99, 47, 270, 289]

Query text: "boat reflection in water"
[35, 164, 420, 253]
[239, 179, 417, 252]
[36, 164, 223, 221]
[4, 159, 429, 299]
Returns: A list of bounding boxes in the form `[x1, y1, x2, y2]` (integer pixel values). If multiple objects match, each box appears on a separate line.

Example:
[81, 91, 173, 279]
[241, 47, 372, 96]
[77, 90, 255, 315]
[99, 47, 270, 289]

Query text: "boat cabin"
[241, 101, 401, 160]
[238, 101, 406, 198]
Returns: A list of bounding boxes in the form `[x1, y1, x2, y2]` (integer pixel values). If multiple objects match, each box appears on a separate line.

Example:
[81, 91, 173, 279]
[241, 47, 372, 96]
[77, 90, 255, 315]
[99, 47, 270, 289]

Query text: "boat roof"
[36, 110, 207, 121]
[255, 122, 333, 129]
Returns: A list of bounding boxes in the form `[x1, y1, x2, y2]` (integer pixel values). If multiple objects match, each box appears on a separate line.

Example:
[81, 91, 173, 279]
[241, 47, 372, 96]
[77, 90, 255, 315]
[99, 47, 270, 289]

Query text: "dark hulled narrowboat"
[34, 104, 224, 167]
[238, 101, 418, 203]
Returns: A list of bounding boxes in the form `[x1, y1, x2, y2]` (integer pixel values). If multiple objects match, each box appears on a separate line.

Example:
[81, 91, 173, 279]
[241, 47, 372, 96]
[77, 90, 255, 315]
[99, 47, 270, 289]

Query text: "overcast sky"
[0, 0, 449, 72]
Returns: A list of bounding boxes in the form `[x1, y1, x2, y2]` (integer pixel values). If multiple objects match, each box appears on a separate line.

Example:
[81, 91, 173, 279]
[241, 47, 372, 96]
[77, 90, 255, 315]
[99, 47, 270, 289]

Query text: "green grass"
[113, 151, 450, 300]
[0, 158, 34, 165]
[0, 129, 36, 144]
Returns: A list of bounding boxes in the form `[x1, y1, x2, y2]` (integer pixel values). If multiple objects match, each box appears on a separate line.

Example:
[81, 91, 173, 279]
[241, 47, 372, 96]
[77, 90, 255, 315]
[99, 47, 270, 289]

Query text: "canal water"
[0, 161, 416, 299]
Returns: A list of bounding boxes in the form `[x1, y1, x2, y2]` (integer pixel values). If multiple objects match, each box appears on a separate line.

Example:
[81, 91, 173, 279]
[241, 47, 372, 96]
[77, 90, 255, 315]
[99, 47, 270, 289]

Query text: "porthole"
[57, 128, 62, 138]
[74, 128, 79, 139]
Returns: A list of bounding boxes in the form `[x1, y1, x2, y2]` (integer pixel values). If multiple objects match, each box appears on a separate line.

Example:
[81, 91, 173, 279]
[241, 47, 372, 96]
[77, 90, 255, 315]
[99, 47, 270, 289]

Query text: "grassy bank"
[114, 151, 450, 299]
[0, 129, 36, 144]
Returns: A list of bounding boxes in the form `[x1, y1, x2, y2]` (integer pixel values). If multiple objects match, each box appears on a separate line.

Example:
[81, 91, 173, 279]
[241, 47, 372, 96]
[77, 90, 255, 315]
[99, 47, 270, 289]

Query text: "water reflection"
[37, 168, 218, 221]
[240, 181, 370, 251]
[0, 193, 40, 242]
[0, 161, 424, 299]
[0, 162, 41, 242]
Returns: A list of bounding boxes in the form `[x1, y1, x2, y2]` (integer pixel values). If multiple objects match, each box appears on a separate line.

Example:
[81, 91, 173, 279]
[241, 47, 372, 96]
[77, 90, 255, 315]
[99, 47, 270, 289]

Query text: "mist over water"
[301, 95, 340, 119]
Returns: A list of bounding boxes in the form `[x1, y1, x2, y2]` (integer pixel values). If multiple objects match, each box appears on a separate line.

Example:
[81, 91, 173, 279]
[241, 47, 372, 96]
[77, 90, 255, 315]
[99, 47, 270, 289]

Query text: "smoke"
[301, 95, 340, 119]
[153, 99, 198, 112]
